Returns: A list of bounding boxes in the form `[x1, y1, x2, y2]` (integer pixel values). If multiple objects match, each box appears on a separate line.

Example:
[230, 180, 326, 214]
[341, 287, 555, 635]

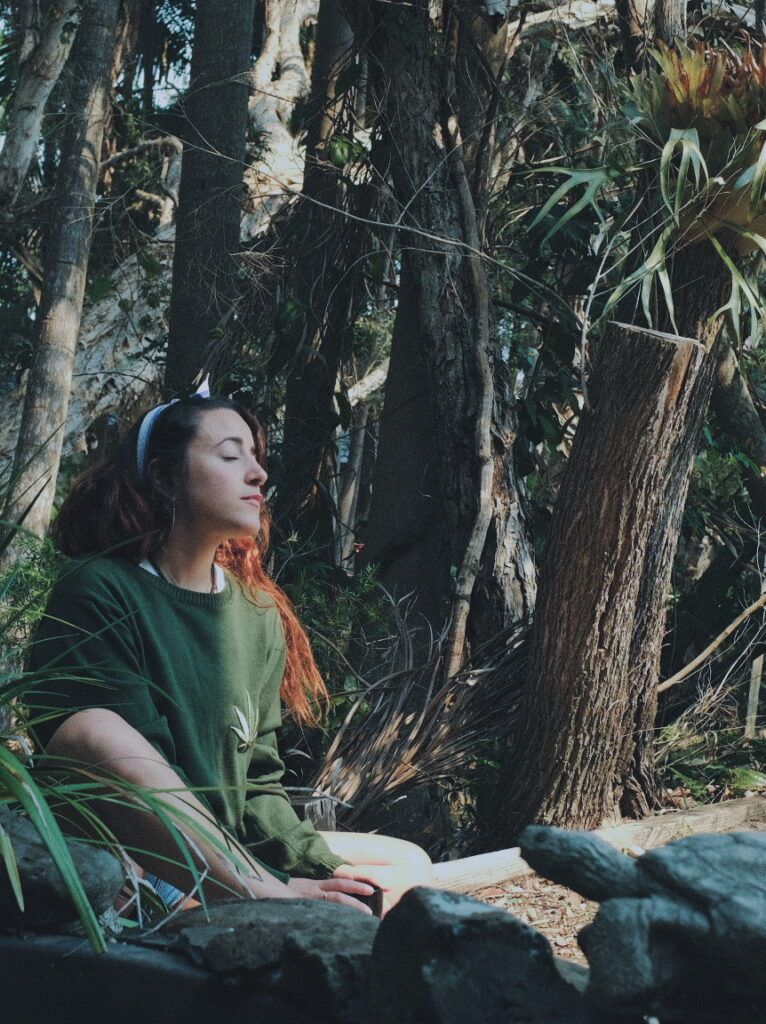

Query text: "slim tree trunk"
[0, 0, 82, 211]
[361, 1, 535, 656]
[274, 0, 365, 557]
[654, 0, 685, 45]
[5, 0, 120, 542]
[165, 0, 256, 394]
[361, 272, 454, 646]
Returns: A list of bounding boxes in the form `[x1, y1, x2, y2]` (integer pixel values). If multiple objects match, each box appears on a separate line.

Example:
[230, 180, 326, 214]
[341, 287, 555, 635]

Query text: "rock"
[157, 898, 378, 1024]
[369, 887, 597, 1024]
[520, 826, 766, 1023]
[520, 825, 643, 902]
[0, 930, 314, 1024]
[0, 806, 123, 931]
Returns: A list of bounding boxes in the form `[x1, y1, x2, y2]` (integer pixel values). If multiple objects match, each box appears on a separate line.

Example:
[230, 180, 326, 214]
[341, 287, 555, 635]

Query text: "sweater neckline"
[122, 558, 236, 608]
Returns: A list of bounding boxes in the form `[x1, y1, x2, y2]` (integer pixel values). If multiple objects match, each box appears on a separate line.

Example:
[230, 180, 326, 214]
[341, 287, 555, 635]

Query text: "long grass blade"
[0, 745, 105, 952]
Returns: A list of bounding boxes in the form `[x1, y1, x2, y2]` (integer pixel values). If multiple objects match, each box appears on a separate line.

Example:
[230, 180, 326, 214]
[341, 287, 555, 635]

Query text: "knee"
[46, 708, 131, 762]
[392, 838, 433, 881]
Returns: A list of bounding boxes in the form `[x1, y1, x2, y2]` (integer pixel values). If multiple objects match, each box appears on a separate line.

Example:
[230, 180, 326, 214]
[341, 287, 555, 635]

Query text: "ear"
[147, 458, 175, 499]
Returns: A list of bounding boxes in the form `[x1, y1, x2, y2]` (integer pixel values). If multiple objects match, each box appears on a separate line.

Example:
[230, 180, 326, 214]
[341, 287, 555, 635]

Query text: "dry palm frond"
[311, 619, 530, 827]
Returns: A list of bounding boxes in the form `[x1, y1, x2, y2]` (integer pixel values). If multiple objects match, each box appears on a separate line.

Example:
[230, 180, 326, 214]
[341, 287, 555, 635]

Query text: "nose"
[246, 457, 267, 488]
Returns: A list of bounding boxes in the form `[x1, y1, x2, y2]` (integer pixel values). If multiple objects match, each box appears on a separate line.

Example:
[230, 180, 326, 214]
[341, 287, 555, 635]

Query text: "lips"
[242, 495, 263, 504]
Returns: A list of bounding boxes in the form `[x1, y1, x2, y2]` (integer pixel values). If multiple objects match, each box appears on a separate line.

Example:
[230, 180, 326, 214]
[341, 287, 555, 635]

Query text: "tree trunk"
[361, 272, 454, 646]
[273, 0, 365, 558]
[497, 240, 732, 838]
[5, 0, 120, 543]
[361, 1, 536, 657]
[164, 0, 256, 394]
[0, 0, 82, 211]
[654, 0, 685, 45]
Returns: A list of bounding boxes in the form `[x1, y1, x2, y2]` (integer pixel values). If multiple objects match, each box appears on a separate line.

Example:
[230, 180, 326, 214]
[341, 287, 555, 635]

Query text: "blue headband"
[136, 376, 211, 483]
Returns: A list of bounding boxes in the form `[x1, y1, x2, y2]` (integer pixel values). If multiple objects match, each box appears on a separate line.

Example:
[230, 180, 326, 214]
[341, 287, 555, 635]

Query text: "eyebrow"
[213, 436, 257, 452]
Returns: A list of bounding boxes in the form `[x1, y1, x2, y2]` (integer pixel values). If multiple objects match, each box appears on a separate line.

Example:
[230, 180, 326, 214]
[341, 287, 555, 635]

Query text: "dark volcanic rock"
[369, 887, 596, 1024]
[520, 825, 766, 1023]
[159, 898, 379, 1024]
[0, 806, 123, 930]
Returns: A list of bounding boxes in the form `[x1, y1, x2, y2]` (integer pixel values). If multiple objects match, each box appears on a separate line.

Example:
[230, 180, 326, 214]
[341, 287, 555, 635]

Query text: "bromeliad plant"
[534, 40, 766, 338]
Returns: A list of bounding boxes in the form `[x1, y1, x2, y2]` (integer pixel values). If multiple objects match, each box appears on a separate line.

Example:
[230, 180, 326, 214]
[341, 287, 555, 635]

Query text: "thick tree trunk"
[0, 0, 82, 211]
[361, 1, 536, 656]
[497, 242, 732, 838]
[5, 0, 120, 543]
[164, 0, 256, 394]
[497, 327, 708, 835]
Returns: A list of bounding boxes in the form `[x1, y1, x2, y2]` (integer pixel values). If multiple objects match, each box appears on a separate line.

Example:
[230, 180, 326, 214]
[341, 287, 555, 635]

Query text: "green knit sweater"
[25, 556, 344, 882]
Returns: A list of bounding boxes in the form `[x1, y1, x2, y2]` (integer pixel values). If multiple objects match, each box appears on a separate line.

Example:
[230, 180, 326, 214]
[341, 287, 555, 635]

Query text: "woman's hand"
[287, 875, 375, 914]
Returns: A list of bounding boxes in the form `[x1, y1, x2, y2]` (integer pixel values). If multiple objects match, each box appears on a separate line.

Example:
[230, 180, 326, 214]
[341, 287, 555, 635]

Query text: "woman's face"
[175, 407, 267, 540]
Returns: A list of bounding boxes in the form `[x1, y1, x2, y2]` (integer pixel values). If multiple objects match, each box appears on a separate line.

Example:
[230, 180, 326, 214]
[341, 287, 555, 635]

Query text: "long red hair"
[52, 396, 328, 726]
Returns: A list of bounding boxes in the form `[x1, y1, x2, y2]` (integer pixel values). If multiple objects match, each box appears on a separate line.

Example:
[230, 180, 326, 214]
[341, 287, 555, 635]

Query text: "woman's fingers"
[333, 864, 395, 891]
[326, 890, 373, 914]
[322, 876, 375, 896]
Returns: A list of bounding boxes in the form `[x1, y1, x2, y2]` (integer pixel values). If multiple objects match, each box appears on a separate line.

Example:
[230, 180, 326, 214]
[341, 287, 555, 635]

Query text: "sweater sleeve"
[240, 729, 345, 880]
[26, 582, 183, 765]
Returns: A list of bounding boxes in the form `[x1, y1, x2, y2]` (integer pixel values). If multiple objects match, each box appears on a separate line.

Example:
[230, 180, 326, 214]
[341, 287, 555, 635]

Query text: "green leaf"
[0, 746, 104, 952]
[0, 822, 24, 912]
[529, 167, 616, 246]
[749, 137, 766, 220]
[730, 767, 766, 794]
[659, 128, 706, 223]
[87, 274, 113, 303]
[138, 251, 163, 278]
[604, 225, 676, 331]
[708, 232, 766, 340]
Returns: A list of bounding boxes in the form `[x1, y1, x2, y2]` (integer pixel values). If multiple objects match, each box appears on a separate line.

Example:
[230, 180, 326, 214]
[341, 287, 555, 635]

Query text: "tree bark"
[5, 0, 121, 543]
[654, 0, 685, 45]
[361, 273, 454, 644]
[361, 1, 536, 656]
[497, 328, 707, 834]
[273, 0, 366, 557]
[0, 0, 82, 212]
[497, 239, 732, 838]
[164, 0, 256, 394]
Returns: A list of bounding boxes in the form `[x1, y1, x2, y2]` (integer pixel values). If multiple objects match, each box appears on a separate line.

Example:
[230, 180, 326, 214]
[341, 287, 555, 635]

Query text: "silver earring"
[169, 497, 176, 535]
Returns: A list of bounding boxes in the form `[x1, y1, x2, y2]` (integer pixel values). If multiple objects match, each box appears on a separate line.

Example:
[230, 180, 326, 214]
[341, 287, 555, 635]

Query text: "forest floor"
[470, 818, 766, 963]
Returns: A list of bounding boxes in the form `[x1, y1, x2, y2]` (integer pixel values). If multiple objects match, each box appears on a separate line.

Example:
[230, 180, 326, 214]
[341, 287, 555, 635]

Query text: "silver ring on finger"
[323, 891, 328, 901]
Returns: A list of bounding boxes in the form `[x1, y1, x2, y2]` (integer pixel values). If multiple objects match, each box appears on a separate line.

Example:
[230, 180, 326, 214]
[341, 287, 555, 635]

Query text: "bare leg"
[319, 830, 434, 910]
[45, 708, 296, 903]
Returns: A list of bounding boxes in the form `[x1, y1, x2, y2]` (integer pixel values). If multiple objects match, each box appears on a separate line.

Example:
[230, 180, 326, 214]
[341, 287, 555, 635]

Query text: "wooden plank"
[432, 795, 766, 893]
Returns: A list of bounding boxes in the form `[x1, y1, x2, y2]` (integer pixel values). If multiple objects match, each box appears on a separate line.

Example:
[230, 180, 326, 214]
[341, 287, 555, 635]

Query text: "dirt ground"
[471, 874, 596, 962]
[470, 819, 766, 963]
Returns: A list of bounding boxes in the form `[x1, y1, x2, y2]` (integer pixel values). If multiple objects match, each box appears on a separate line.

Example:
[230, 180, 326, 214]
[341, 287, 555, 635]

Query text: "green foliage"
[279, 556, 391, 715]
[658, 729, 766, 802]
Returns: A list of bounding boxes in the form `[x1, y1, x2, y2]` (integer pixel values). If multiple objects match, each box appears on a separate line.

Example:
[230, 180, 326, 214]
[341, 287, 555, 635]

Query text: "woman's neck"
[155, 526, 221, 593]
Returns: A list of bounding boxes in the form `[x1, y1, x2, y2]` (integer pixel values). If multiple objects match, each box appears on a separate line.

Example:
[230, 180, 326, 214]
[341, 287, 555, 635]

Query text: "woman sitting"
[25, 389, 432, 914]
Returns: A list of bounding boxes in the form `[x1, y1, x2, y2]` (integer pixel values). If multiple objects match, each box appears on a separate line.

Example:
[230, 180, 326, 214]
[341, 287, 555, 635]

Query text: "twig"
[658, 591, 766, 694]
[100, 135, 182, 172]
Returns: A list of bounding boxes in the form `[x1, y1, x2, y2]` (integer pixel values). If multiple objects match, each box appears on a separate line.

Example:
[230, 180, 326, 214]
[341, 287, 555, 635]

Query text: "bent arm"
[45, 708, 296, 902]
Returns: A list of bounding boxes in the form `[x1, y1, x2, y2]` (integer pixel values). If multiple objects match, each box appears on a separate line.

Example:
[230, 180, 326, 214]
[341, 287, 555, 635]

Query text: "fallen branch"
[658, 591, 766, 694]
[434, 794, 766, 892]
